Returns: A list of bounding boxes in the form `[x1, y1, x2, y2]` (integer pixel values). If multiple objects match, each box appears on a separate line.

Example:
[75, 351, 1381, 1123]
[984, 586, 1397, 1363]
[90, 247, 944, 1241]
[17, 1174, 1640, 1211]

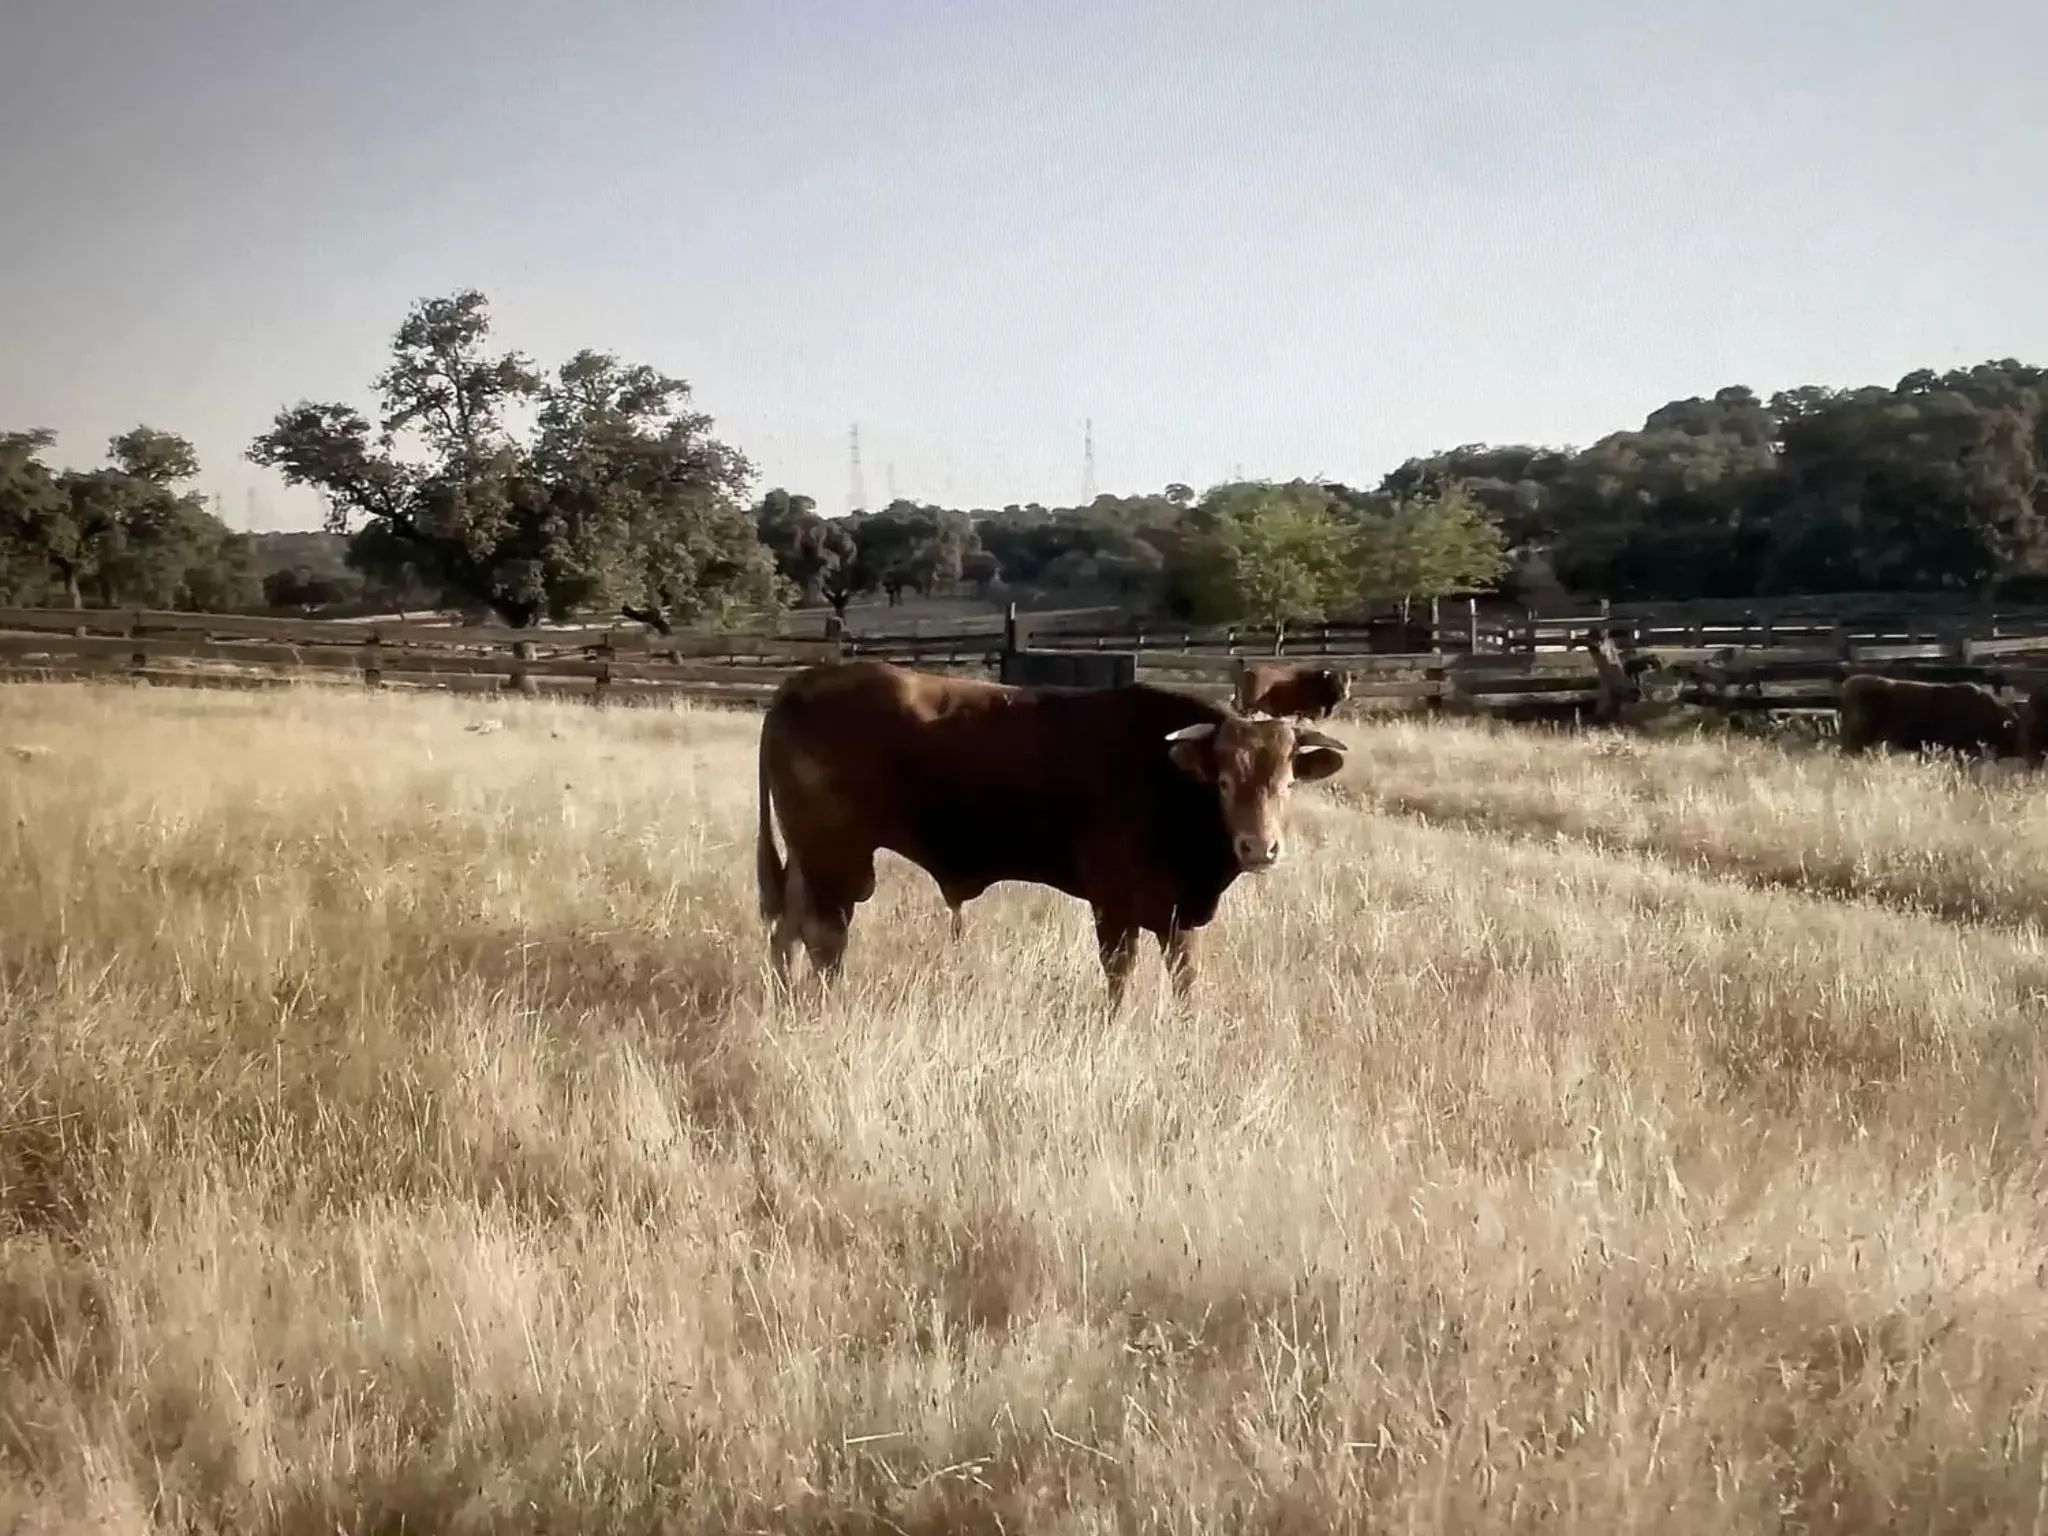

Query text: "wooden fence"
[992, 595, 2048, 660]
[7, 599, 2048, 717]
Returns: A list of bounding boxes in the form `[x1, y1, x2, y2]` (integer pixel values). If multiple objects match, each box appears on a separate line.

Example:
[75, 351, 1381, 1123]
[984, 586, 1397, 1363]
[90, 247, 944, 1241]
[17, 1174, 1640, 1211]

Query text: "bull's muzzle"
[1234, 833, 1282, 869]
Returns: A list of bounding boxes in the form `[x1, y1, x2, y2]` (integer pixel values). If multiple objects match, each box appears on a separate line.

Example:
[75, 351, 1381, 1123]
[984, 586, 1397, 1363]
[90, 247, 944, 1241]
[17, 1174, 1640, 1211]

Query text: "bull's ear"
[1291, 727, 1348, 782]
[1164, 721, 1217, 782]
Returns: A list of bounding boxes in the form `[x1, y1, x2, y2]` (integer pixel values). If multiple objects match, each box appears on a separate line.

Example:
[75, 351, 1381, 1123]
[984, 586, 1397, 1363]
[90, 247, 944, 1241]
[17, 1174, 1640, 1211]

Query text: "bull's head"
[1163, 714, 1348, 871]
[1322, 668, 1354, 703]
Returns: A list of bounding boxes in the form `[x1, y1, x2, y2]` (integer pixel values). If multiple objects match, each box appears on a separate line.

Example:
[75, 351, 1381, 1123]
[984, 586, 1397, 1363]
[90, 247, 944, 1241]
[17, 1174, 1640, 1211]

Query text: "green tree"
[1349, 480, 1510, 601]
[755, 489, 866, 611]
[961, 548, 1002, 596]
[809, 520, 864, 616]
[536, 348, 778, 631]
[109, 426, 202, 486]
[0, 430, 73, 604]
[0, 426, 256, 611]
[1176, 481, 1359, 644]
[249, 289, 778, 628]
[1368, 363, 2048, 601]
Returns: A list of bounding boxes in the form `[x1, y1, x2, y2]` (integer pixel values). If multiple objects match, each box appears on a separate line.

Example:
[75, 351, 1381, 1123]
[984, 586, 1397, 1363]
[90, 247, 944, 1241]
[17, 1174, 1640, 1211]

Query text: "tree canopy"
[0, 427, 260, 611]
[248, 289, 779, 628]
[1381, 365, 2048, 601]
[9, 303, 2048, 627]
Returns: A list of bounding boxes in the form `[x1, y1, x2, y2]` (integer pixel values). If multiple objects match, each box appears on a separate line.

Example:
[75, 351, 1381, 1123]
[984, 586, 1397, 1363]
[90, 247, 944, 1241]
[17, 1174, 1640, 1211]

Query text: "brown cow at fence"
[755, 659, 1348, 1004]
[1235, 660, 1351, 720]
[1834, 672, 2023, 759]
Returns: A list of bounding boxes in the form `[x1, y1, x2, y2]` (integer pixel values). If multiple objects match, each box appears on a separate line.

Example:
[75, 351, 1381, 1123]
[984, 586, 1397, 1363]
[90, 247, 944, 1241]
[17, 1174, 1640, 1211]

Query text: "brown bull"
[1835, 672, 2022, 758]
[755, 659, 1348, 1003]
[1235, 660, 1351, 720]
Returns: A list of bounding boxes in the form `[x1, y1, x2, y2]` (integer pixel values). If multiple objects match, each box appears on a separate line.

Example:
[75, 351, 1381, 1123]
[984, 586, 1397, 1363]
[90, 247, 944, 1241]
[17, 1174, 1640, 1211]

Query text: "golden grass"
[3, 683, 2047, 1533]
[1341, 714, 2048, 927]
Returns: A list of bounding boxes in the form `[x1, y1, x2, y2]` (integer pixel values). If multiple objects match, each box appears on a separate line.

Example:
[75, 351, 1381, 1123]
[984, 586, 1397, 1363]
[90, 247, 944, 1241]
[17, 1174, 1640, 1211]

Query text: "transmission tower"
[1081, 418, 1097, 505]
[847, 424, 866, 515]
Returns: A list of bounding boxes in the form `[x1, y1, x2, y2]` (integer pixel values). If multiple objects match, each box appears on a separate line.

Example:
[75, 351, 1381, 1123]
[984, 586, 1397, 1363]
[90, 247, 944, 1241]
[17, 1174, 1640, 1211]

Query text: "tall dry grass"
[2, 682, 2046, 1533]
[1340, 714, 2048, 927]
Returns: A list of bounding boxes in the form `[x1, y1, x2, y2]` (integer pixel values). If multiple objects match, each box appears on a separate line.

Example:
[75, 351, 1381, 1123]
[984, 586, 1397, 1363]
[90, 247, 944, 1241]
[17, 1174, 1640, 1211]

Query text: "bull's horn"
[1295, 728, 1349, 753]
[1164, 722, 1218, 743]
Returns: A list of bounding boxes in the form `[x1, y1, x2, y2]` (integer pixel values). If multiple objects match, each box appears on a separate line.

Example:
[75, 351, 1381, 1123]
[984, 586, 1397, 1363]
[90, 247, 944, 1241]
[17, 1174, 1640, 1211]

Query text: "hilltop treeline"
[1387, 365, 2048, 602]
[3, 287, 2044, 624]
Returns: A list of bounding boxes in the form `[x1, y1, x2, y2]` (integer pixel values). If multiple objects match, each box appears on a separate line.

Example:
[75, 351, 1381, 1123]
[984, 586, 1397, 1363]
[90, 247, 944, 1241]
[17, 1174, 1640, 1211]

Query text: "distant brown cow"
[1835, 672, 2021, 759]
[1235, 661, 1351, 720]
[755, 660, 1348, 1003]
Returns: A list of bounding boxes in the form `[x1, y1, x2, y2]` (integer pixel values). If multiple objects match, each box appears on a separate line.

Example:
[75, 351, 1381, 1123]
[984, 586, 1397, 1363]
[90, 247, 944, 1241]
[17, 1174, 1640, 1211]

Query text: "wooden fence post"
[1467, 598, 1480, 654]
[359, 632, 383, 688]
[509, 639, 538, 695]
[127, 612, 146, 677]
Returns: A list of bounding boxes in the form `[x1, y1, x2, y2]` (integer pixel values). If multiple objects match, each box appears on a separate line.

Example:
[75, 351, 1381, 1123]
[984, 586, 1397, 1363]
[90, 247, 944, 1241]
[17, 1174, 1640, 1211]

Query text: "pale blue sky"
[2, 0, 2043, 530]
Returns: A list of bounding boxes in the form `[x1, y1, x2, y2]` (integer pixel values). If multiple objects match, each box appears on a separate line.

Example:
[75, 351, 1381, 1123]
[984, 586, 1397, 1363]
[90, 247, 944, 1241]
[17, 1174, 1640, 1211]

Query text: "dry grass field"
[4, 682, 2048, 1533]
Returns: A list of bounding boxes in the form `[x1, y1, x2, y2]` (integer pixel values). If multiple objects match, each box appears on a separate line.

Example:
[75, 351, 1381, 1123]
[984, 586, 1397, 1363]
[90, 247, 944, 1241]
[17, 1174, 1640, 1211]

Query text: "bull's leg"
[937, 878, 988, 942]
[767, 863, 808, 989]
[1093, 909, 1143, 1008]
[800, 877, 860, 984]
[775, 854, 869, 988]
[768, 910, 803, 987]
[802, 909, 851, 981]
[1159, 925, 1199, 1001]
[938, 885, 969, 941]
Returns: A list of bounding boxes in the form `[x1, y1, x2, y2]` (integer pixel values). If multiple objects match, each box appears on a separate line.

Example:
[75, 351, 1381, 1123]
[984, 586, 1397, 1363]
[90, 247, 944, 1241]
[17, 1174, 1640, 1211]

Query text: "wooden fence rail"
[5, 600, 2048, 719]
[997, 598, 2048, 662]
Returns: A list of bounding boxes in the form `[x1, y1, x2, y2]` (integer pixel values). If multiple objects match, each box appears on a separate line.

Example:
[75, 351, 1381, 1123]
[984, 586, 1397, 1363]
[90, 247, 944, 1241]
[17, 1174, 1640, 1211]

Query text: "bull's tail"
[756, 724, 785, 924]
